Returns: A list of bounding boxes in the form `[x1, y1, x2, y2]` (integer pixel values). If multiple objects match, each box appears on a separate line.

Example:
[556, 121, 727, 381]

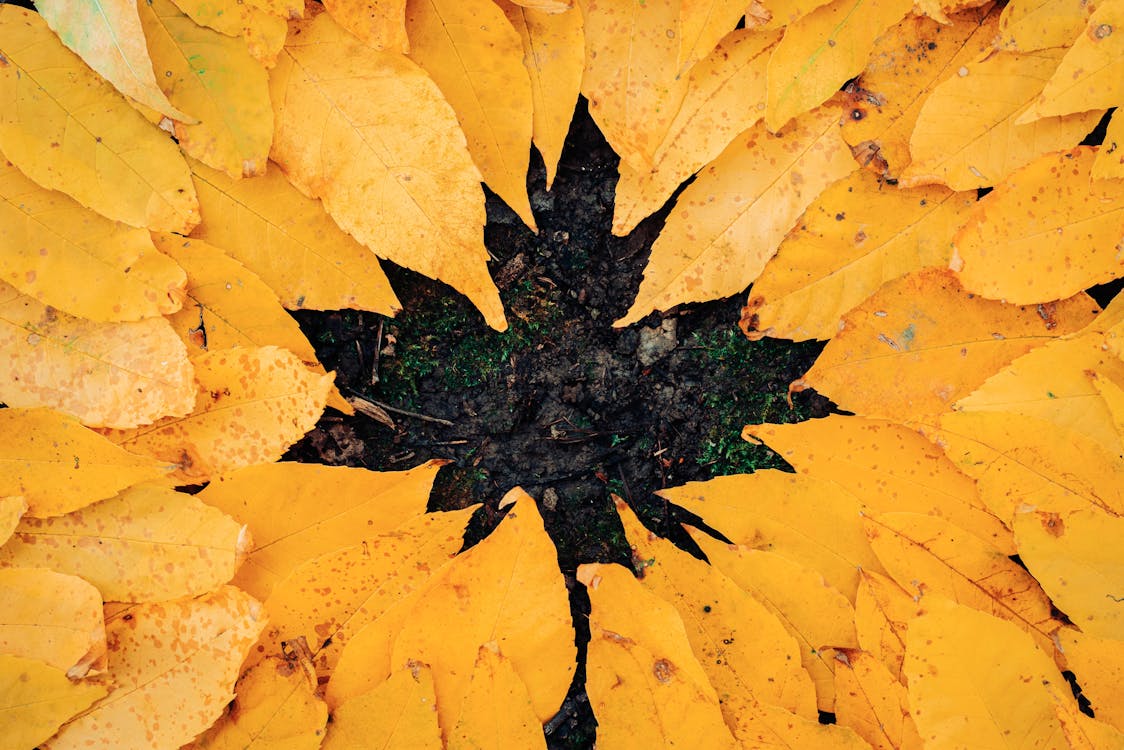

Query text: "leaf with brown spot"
[1093, 111, 1124, 181]
[996, 0, 1092, 51]
[323, 0, 408, 52]
[833, 649, 923, 750]
[0, 568, 105, 678]
[677, 0, 749, 72]
[0, 654, 106, 750]
[169, 0, 288, 65]
[0, 497, 25, 547]
[853, 570, 922, 682]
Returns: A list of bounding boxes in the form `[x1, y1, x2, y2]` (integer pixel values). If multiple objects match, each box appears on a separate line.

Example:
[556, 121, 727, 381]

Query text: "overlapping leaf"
[0, 654, 106, 750]
[0, 568, 104, 677]
[323, 0, 409, 52]
[169, 0, 288, 65]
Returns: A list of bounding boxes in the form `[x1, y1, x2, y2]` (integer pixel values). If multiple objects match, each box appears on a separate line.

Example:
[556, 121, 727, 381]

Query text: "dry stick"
[370, 320, 383, 385]
[362, 396, 454, 427]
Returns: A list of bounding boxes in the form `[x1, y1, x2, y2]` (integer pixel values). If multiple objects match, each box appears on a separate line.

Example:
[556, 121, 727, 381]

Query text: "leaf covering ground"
[0, 0, 1122, 748]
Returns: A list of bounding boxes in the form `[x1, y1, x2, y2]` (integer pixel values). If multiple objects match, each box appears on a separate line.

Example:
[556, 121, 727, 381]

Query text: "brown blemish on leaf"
[652, 658, 676, 684]
[1040, 513, 1065, 537]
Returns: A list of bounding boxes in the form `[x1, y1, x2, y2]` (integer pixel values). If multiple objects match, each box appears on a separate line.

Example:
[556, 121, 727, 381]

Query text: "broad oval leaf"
[446, 644, 547, 750]
[323, 0, 408, 52]
[169, 0, 288, 65]
[322, 665, 442, 750]
[0, 6, 200, 232]
[0, 568, 105, 677]
[0, 654, 106, 750]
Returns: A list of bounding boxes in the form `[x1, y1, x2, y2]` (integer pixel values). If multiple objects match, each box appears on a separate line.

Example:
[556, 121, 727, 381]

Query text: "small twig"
[361, 396, 454, 427]
[370, 320, 383, 385]
[346, 395, 395, 429]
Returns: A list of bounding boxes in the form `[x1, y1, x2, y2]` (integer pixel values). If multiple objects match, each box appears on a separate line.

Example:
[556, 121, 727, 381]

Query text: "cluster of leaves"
[0, 0, 1123, 747]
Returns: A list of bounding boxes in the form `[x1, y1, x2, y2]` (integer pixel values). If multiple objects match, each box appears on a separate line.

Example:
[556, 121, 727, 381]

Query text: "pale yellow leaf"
[323, 0, 408, 52]
[0, 654, 106, 750]
[834, 650, 923, 750]
[997, 0, 1092, 50]
[169, 0, 288, 66]
[1093, 110, 1124, 181]
[853, 570, 922, 682]
[511, 0, 572, 10]
[446, 644, 547, 750]
[616, 104, 856, 326]
[0, 6, 199, 232]
[678, 0, 748, 72]
[0, 497, 25, 547]
[757, 0, 837, 27]
[245, 0, 304, 20]
[0, 282, 195, 429]
[1058, 629, 1124, 733]
[322, 664, 442, 750]
[0, 568, 104, 678]
[0, 483, 248, 602]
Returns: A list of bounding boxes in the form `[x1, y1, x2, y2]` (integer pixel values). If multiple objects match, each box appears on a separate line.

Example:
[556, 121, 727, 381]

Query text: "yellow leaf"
[0, 6, 199, 232]
[1019, 1, 1124, 122]
[406, 0, 537, 231]
[169, 0, 288, 66]
[245, 0, 304, 20]
[757, 0, 837, 28]
[446, 644, 547, 750]
[511, 0, 572, 10]
[865, 511, 1059, 653]
[746, 415, 1013, 553]
[0, 408, 169, 518]
[1014, 507, 1124, 640]
[689, 528, 858, 713]
[997, 0, 1092, 51]
[765, 0, 913, 132]
[1053, 703, 1124, 750]
[742, 171, 975, 341]
[952, 147, 1124, 304]
[499, 1, 585, 191]
[797, 269, 1099, 422]
[833, 650, 923, 750]
[44, 586, 264, 750]
[1058, 629, 1124, 733]
[678, 0, 748, 72]
[903, 601, 1069, 750]
[901, 47, 1104, 189]
[841, 6, 1001, 181]
[188, 157, 400, 314]
[576, 0, 689, 172]
[190, 654, 328, 750]
[0, 282, 196, 429]
[323, 0, 408, 52]
[0, 654, 106, 750]
[853, 570, 922, 682]
[0, 568, 104, 678]
[577, 562, 740, 750]
[0, 497, 25, 547]
[0, 158, 186, 322]
[33, 0, 192, 122]
[322, 664, 442, 750]
[616, 499, 817, 719]
[662, 471, 883, 601]
[269, 10, 505, 329]
[103, 346, 332, 483]
[198, 459, 444, 600]
[615, 104, 856, 327]
[612, 27, 781, 236]
[0, 483, 248, 602]
[138, 0, 273, 179]
[1094, 110, 1124, 181]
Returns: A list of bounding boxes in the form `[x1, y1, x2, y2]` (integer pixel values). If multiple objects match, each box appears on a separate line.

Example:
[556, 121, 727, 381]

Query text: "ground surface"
[285, 101, 836, 748]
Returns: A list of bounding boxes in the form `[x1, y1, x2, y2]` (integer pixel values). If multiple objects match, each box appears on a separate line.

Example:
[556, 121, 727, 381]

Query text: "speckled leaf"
[446, 644, 547, 750]
[678, 0, 749, 72]
[0, 497, 25, 547]
[43, 586, 264, 750]
[833, 650, 923, 750]
[323, 0, 408, 52]
[0, 408, 169, 518]
[853, 570, 922, 682]
[0, 281, 196, 429]
[322, 664, 442, 750]
[0, 6, 199, 232]
[198, 459, 444, 600]
[245, 0, 304, 21]
[0, 654, 106, 750]
[0, 568, 104, 677]
[169, 0, 288, 65]
[102, 346, 332, 483]
[0, 483, 248, 602]
[997, 0, 1092, 50]
[1057, 629, 1124, 733]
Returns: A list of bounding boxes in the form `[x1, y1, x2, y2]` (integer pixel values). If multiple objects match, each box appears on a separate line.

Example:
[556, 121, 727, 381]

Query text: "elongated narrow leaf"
[0, 6, 199, 232]
[0, 483, 248, 602]
[0, 654, 106, 750]
[678, 0, 749, 72]
[323, 0, 408, 51]
[270, 9, 504, 329]
[0, 282, 195, 428]
[1094, 111, 1124, 181]
[446, 644, 547, 750]
[997, 0, 1092, 51]
[323, 665, 442, 750]
[169, 0, 288, 65]
[0, 568, 104, 677]
[853, 570, 922, 682]
[616, 104, 856, 326]
[1058, 629, 1124, 733]
[833, 650, 923, 750]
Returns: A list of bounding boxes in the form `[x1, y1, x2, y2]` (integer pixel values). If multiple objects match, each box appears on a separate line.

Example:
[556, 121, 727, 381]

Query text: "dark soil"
[285, 99, 834, 748]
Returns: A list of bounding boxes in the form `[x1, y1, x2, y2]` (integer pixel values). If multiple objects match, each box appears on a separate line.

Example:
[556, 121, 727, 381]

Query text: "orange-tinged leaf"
[742, 171, 975, 341]
[833, 650, 923, 750]
[765, 0, 913, 132]
[576, 0, 689, 172]
[841, 6, 1001, 181]
[615, 104, 856, 326]
[387, 490, 576, 729]
[1094, 110, 1124, 181]
[512, 0, 572, 10]
[1058, 629, 1124, 733]
[499, 1, 585, 191]
[0, 654, 106, 750]
[952, 147, 1124, 304]
[797, 269, 1099, 421]
[997, 0, 1092, 51]
[611, 27, 781, 236]
[0, 282, 196, 429]
[678, 0, 748, 72]
[616, 499, 817, 719]
[322, 664, 442, 750]
[169, 0, 288, 66]
[103, 346, 332, 482]
[138, 0, 273, 178]
[689, 528, 858, 713]
[746, 415, 1013, 553]
[0, 497, 25, 546]
[189, 654, 328, 750]
[269, 10, 505, 329]
[0, 159, 186, 322]
[577, 562, 740, 750]
[853, 570, 922, 682]
[188, 157, 399, 314]
[757, 0, 837, 27]
[865, 511, 1059, 652]
[198, 459, 443, 600]
[33, 0, 192, 122]
[0, 6, 200, 232]
[901, 47, 1104, 190]
[1053, 704, 1124, 750]
[903, 601, 1069, 750]
[1014, 507, 1124, 640]
[663, 471, 883, 601]
[0, 408, 169, 518]
[0, 483, 248, 602]
[446, 644, 547, 750]
[406, 0, 537, 231]
[0, 568, 104, 678]
[323, 0, 408, 52]
[44, 586, 265, 750]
